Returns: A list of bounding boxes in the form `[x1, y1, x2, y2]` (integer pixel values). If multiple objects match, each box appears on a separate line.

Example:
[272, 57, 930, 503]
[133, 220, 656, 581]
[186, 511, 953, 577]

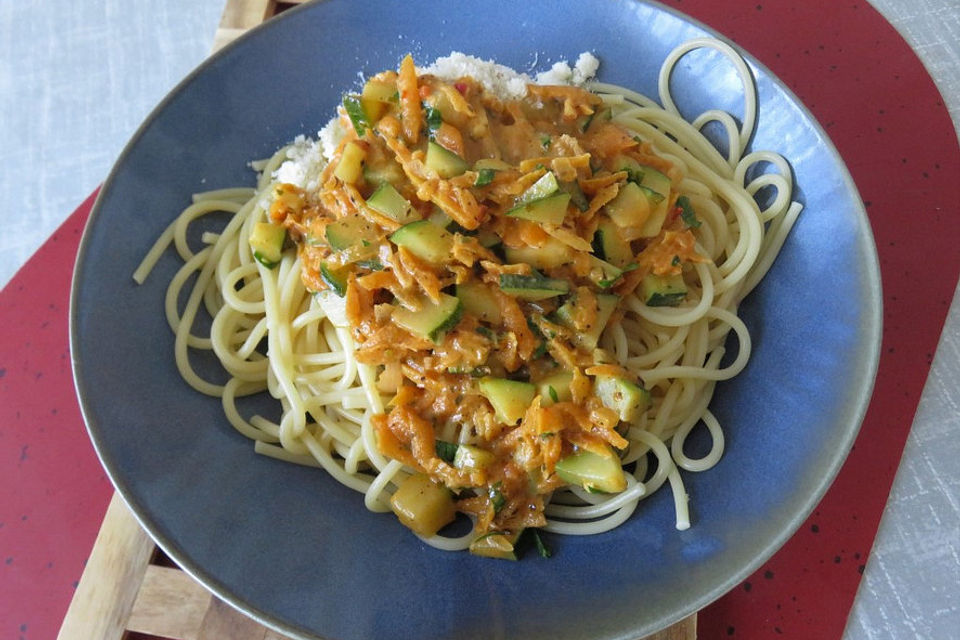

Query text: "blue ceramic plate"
[71, 1, 881, 638]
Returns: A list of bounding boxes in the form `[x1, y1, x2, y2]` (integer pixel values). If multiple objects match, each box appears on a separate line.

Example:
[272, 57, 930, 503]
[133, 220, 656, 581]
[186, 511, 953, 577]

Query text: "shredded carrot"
[397, 54, 422, 145]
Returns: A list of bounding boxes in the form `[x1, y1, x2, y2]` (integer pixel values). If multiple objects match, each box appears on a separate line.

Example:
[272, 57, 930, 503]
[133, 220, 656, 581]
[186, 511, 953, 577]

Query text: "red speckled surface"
[1, 1, 958, 639]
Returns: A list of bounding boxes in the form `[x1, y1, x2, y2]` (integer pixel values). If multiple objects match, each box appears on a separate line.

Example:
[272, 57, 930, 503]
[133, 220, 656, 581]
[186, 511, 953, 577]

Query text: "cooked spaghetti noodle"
[135, 38, 801, 556]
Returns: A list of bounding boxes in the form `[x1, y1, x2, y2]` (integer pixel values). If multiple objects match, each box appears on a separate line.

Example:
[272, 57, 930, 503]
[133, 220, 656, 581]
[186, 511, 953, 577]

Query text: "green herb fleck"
[531, 530, 552, 558]
[676, 195, 701, 228]
[435, 440, 458, 464]
[424, 105, 443, 138]
[475, 326, 497, 340]
[342, 94, 367, 136]
[489, 482, 506, 513]
[475, 168, 497, 186]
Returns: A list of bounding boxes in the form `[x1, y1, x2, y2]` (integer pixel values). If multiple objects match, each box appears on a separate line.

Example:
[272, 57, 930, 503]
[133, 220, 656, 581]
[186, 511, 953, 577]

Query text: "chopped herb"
[356, 259, 384, 271]
[342, 94, 367, 136]
[475, 326, 497, 340]
[489, 482, 506, 513]
[435, 440, 458, 464]
[597, 274, 623, 288]
[472, 366, 492, 378]
[532, 340, 549, 359]
[548, 386, 559, 403]
[531, 530, 552, 558]
[540, 134, 552, 149]
[676, 195, 701, 228]
[539, 431, 556, 439]
[424, 105, 443, 138]
[623, 166, 645, 184]
[475, 168, 497, 186]
[671, 255, 681, 267]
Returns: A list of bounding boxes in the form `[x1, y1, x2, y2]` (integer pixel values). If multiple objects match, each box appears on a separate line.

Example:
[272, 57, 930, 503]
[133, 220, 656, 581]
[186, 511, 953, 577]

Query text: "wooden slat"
[125, 565, 213, 639]
[57, 493, 156, 640]
[212, 0, 309, 52]
[646, 614, 697, 640]
[212, 0, 273, 51]
[196, 598, 276, 640]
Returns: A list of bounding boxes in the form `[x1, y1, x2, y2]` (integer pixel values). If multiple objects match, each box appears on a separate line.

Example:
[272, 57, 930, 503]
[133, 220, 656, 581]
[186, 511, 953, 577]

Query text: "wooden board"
[56, 2, 696, 638]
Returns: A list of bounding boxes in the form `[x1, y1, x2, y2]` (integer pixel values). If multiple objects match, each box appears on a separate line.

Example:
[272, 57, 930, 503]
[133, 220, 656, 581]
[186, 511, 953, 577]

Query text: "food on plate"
[135, 40, 801, 558]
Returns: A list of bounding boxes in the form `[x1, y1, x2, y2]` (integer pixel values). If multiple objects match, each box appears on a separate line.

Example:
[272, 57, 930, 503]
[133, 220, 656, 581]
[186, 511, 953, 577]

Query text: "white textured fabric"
[0, 0, 222, 288]
[0, 1, 957, 637]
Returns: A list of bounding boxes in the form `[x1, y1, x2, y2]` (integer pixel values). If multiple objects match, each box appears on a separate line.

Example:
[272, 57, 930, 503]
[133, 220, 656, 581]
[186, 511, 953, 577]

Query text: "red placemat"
[1, 1, 958, 639]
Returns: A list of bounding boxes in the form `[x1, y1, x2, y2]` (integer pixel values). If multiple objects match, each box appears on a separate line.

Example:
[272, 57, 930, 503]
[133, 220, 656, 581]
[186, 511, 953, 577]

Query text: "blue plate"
[71, 1, 881, 638]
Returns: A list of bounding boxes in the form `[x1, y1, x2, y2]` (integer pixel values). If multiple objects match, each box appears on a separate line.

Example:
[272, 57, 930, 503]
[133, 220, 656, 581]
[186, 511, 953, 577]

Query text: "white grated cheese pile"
[268, 52, 600, 191]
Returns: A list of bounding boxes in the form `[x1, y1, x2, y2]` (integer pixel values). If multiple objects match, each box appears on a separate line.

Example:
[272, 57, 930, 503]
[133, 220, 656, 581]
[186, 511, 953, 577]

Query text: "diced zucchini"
[637, 166, 672, 237]
[592, 218, 634, 268]
[518, 172, 560, 203]
[639, 165, 671, 196]
[392, 293, 463, 342]
[363, 159, 405, 187]
[559, 179, 590, 212]
[334, 140, 366, 184]
[390, 473, 456, 537]
[427, 207, 453, 229]
[249, 222, 286, 268]
[426, 141, 468, 178]
[555, 448, 627, 493]
[473, 158, 512, 171]
[589, 256, 625, 288]
[325, 215, 378, 251]
[505, 171, 569, 224]
[613, 154, 646, 184]
[366, 182, 414, 223]
[506, 192, 571, 225]
[642, 272, 687, 307]
[469, 530, 521, 560]
[456, 282, 503, 324]
[554, 293, 619, 350]
[537, 371, 574, 406]
[605, 181, 651, 228]
[498, 273, 570, 301]
[503, 237, 572, 270]
[594, 376, 650, 422]
[478, 377, 536, 424]
[360, 78, 397, 123]
[319, 263, 349, 297]
[389, 220, 454, 264]
[453, 444, 496, 472]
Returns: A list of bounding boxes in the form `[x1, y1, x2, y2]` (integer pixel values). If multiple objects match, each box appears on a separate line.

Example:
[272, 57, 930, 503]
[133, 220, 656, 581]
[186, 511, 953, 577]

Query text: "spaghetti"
[135, 39, 800, 557]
